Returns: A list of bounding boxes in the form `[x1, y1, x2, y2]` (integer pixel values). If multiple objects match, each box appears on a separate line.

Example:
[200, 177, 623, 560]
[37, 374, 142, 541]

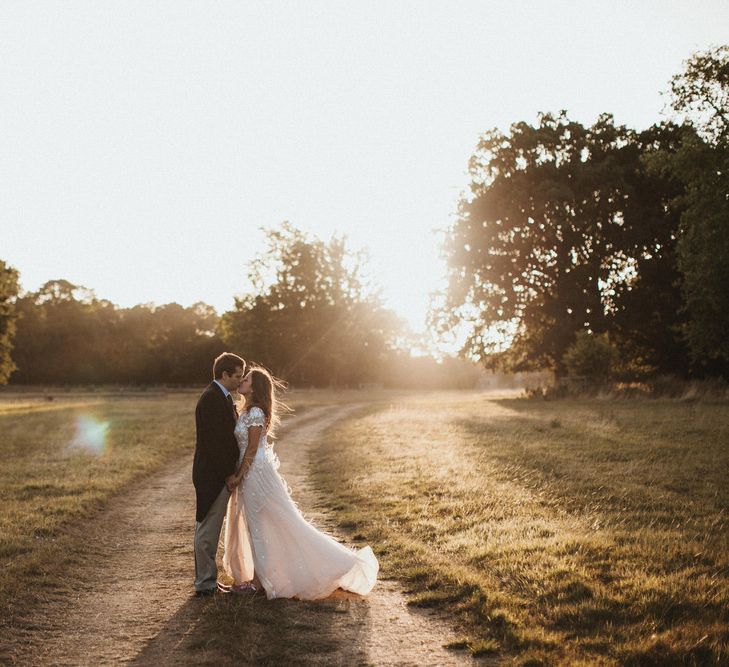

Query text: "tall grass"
[312, 392, 729, 665]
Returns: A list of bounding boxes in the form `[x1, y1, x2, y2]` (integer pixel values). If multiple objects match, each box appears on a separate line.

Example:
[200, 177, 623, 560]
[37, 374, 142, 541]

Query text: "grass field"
[312, 391, 729, 665]
[0, 388, 370, 628]
[0, 393, 199, 620]
[3, 388, 728, 665]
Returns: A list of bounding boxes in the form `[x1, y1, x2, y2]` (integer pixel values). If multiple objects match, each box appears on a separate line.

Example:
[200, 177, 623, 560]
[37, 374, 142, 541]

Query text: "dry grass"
[3, 388, 727, 665]
[0, 387, 347, 629]
[0, 394, 196, 620]
[312, 391, 729, 666]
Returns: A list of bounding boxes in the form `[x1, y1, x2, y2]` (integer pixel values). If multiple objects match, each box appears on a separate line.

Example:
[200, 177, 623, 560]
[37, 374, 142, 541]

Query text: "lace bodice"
[233, 406, 269, 466]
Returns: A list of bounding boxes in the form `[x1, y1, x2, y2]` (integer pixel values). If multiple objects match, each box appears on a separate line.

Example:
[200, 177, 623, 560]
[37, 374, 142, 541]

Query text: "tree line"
[433, 45, 729, 381]
[0, 226, 481, 388]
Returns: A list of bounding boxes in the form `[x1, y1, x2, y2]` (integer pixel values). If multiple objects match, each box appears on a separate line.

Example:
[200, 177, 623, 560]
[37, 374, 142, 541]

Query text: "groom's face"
[221, 366, 245, 392]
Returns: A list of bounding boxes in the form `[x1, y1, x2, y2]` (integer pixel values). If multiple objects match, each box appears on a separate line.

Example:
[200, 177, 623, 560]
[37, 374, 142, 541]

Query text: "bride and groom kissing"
[192, 352, 378, 599]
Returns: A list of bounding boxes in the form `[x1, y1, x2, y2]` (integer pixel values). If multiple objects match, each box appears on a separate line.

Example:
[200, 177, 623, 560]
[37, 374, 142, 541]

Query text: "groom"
[192, 352, 245, 596]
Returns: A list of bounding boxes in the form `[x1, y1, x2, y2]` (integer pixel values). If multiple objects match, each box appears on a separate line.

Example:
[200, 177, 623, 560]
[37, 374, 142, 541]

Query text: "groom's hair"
[213, 352, 246, 379]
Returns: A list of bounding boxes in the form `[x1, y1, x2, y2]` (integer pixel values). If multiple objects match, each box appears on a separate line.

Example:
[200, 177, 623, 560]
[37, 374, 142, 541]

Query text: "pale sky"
[1, 1, 727, 337]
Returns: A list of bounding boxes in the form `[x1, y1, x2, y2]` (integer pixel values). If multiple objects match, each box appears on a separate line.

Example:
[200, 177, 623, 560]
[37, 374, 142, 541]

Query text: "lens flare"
[69, 414, 110, 454]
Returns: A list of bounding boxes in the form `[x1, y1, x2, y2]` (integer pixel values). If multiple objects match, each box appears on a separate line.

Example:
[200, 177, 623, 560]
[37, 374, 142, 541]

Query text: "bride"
[222, 366, 378, 599]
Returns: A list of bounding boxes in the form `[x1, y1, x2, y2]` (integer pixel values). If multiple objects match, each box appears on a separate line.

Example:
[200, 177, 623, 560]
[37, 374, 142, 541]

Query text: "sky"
[1, 1, 728, 337]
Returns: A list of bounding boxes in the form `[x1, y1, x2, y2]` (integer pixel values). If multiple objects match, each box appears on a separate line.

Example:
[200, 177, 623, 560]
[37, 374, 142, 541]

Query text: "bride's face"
[239, 372, 253, 397]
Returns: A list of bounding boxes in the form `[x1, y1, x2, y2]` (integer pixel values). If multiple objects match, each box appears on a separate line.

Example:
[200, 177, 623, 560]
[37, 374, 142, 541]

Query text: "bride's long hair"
[244, 365, 290, 436]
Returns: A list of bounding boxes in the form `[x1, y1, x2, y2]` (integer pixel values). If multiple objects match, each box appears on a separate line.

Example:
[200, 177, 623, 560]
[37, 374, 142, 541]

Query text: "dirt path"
[7, 405, 475, 666]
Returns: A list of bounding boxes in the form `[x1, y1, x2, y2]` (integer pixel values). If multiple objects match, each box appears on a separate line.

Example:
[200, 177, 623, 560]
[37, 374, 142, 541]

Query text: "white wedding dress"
[223, 407, 378, 600]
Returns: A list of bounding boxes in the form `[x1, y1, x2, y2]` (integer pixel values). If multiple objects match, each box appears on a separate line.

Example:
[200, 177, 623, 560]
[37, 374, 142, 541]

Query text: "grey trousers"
[194, 485, 231, 592]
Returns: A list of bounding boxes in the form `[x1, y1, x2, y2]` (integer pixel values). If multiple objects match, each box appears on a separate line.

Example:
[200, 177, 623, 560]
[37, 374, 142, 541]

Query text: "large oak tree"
[435, 112, 688, 376]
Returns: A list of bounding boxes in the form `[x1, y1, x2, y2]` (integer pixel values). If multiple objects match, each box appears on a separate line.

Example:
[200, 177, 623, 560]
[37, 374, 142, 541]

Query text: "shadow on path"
[130, 590, 370, 666]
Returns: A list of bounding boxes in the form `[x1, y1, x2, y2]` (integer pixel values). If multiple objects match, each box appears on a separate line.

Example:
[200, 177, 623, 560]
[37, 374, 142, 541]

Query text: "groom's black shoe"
[195, 588, 217, 598]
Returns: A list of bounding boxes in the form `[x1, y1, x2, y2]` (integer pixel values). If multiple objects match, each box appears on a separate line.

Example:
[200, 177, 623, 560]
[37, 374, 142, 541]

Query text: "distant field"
[313, 392, 729, 665]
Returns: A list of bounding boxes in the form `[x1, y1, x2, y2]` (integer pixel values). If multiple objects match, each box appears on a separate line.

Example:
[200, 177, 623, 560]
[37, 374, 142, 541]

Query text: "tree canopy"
[0, 260, 19, 384]
[434, 112, 688, 377]
[434, 46, 729, 380]
[11, 280, 224, 384]
[4, 230, 478, 389]
[220, 223, 404, 386]
[661, 45, 729, 370]
[670, 44, 728, 145]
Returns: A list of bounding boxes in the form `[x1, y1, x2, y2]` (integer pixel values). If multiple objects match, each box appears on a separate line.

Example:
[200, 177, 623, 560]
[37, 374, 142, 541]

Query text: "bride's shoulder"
[245, 405, 266, 424]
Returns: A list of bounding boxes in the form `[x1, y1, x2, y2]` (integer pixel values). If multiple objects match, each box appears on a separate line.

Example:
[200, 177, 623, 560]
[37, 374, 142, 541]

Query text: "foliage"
[0, 260, 20, 384]
[434, 48, 729, 380]
[673, 138, 729, 369]
[659, 45, 729, 372]
[562, 331, 618, 383]
[434, 112, 688, 376]
[220, 223, 405, 386]
[7, 269, 478, 388]
[11, 280, 224, 384]
[669, 44, 729, 145]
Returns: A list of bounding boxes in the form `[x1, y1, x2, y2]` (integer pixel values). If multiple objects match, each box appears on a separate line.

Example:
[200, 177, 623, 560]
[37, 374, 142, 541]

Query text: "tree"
[658, 45, 729, 372]
[11, 279, 224, 384]
[133, 302, 225, 384]
[0, 260, 20, 384]
[562, 331, 618, 383]
[434, 112, 688, 376]
[220, 223, 403, 386]
[11, 280, 117, 384]
[669, 44, 728, 145]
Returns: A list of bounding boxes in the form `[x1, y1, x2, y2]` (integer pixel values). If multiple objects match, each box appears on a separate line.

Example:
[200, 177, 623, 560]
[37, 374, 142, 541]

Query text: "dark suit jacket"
[192, 382, 239, 522]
